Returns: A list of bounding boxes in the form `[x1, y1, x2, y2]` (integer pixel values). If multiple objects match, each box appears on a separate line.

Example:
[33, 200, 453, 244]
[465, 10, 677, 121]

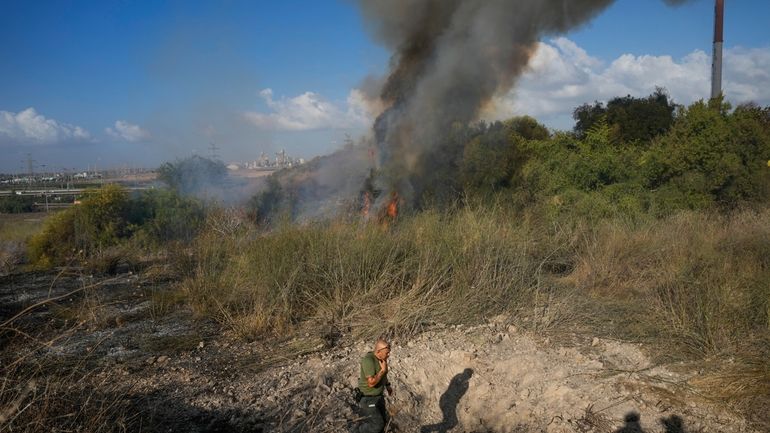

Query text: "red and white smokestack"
[711, 0, 725, 99]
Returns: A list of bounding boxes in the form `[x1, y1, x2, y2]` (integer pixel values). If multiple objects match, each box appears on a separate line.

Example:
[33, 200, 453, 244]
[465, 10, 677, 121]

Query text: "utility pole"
[711, 0, 725, 100]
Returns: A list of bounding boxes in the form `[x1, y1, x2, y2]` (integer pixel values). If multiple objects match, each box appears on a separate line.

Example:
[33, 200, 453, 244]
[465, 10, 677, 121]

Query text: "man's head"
[374, 338, 390, 361]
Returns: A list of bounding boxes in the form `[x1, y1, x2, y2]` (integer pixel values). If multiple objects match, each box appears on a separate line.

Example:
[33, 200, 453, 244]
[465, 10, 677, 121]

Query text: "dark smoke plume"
[355, 0, 690, 209]
[357, 0, 614, 207]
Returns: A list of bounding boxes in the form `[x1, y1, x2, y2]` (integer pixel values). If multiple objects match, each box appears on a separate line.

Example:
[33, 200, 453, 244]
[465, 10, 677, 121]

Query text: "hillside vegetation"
[18, 93, 770, 429]
[27, 185, 204, 270]
[197, 93, 770, 425]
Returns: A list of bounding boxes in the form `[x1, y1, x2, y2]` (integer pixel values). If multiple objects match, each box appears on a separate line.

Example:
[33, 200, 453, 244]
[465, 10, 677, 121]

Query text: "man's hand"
[379, 358, 388, 374]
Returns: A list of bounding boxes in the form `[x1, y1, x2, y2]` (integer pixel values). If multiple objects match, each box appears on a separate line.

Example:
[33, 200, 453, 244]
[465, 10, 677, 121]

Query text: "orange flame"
[386, 192, 399, 219]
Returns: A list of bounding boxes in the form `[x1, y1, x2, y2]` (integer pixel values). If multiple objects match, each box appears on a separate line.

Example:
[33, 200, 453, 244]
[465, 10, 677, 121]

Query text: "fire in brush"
[350, 0, 692, 220]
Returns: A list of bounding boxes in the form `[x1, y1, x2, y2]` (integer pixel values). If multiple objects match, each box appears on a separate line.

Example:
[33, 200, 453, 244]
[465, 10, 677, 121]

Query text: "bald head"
[374, 338, 391, 360]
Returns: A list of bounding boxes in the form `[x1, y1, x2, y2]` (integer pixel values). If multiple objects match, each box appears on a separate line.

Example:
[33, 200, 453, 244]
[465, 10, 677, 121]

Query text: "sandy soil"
[0, 270, 757, 433]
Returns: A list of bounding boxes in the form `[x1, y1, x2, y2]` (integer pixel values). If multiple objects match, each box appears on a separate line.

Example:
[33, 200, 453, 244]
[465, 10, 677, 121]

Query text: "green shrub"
[0, 194, 37, 213]
[132, 188, 205, 244]
[641, 99, 770, 209]
[28, 185, 204, 266]
[157, 155, 228, 195]
[28, 185, 130, 264]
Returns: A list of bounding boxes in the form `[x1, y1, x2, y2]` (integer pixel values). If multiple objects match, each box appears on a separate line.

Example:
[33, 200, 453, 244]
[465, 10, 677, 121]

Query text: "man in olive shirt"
[355, 338, 393, 433]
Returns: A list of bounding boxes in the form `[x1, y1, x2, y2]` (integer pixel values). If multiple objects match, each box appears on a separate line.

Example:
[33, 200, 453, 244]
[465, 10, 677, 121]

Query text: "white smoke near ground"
[0, 107, 91, 145]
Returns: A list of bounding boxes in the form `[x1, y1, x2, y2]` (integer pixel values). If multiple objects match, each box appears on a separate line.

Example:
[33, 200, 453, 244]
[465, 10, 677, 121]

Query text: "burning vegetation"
[3, 1, 770, 431]
[249, 0, 707, 222]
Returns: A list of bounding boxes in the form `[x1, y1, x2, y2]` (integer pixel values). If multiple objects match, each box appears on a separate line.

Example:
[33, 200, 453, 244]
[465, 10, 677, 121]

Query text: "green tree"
[414, 121, 484, 206]
[641, 98, 770, 208]
[157, 156, 228, 195]
[504, 115, 550, 141]
[573, 88, 677, 143]
[461, 122, 524, 194]
[0, 194, 37, 213]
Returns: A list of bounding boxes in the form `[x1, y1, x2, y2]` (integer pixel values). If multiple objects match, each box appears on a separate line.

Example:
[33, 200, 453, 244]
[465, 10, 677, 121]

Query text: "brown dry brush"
[177, 204, 770, 427]
[177, 205, 548, 341]
[0, 350, 137, 432]
[567, 207, 770, 428]
[0, 278, 138, 432]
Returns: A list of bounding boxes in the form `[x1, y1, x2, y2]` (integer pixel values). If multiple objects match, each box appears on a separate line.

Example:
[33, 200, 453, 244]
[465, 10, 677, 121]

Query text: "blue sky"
[1, 0, 768, 172]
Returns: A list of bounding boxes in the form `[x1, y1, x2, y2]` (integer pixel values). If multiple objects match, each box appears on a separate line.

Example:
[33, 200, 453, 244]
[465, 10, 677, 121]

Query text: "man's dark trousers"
[357, 395, 388, 433]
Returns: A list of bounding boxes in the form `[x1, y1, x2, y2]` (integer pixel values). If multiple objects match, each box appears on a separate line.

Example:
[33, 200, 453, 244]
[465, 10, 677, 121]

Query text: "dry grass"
[0, 212, 48, 274]
[0, 276, 137, 432]
[178, 205, 545, 340]
[565, 207, 770, 427]
[179, 206, 769, 345]
[0, 212, 47, 243]
[568, 208, 770, 355]
[689, 341, 770, 431]
[172, 204, 769, 428]
[0, 349, 136, 432]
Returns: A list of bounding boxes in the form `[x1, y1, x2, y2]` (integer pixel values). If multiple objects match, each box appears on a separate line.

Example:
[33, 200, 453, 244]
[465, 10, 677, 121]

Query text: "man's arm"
[366, 367, 386, 388]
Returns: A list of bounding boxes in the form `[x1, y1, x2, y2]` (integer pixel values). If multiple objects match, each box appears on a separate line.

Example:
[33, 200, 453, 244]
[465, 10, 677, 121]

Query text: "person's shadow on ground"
[420, 368, 473, 433]
[613, 412, 690, 433]
[660, 415, 688, 433]
[614, 412, 647, 433]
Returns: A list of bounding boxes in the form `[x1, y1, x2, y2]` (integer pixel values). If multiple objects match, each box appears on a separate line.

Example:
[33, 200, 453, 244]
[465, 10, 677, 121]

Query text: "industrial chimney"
[711, 0, 724, 99]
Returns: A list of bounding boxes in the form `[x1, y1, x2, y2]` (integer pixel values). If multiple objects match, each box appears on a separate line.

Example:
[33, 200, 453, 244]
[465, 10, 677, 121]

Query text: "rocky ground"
[0, 269, 758, 433]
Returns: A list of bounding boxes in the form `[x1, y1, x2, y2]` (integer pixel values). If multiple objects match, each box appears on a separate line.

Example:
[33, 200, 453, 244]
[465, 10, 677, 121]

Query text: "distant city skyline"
[1, 0, 769, 172]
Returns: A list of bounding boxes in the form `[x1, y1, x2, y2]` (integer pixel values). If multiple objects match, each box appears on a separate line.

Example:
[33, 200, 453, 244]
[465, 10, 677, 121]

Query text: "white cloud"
[723, 46, 770, 103]
[490, 38, 770, 129]
[105, 120, 150, 142]
[0, 107, 91, 144]
[242, 88, 374, 131]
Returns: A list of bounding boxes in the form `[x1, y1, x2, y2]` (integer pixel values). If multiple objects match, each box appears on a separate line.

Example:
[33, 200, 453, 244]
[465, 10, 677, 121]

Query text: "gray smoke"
[355, 0, 690, 208]
[356, 0, 616, 206]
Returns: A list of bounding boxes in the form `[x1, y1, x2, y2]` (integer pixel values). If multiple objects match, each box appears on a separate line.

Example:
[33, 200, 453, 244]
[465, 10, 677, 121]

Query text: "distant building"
[235, 149, 306, 170]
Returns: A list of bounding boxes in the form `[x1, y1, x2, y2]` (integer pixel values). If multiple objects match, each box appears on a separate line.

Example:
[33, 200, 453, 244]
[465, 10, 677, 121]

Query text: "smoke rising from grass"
[355, 0, 694, 207]
[356, 0, 615, 205]
[267, 0, 699, 220]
